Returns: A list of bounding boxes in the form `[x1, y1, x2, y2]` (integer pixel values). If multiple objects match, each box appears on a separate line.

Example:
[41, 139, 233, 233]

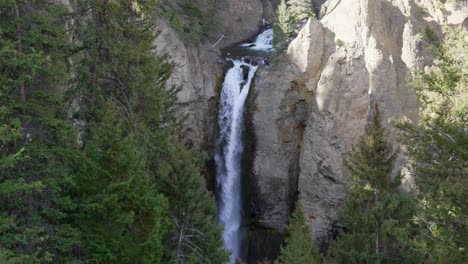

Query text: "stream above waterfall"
[215, 28, 273, 264]
[220, 27, 273, 60]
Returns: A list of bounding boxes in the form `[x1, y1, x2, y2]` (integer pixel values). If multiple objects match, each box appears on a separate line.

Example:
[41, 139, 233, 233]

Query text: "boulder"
[287, 18, 324, 86]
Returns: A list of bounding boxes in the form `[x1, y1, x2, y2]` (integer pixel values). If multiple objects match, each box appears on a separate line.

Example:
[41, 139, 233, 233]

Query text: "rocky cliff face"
[154, 0, 278, 152]
[154, 0, 466, 257]
[248, 0, 467, 251]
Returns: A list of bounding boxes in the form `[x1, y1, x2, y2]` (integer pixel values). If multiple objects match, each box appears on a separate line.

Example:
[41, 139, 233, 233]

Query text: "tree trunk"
[176, 223, 185, 263]
[374, 190, 379, 256]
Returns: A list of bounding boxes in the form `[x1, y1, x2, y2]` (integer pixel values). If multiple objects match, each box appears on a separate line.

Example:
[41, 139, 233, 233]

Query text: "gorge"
[155, 0, 467, 262]
[1, 0, 465, 263]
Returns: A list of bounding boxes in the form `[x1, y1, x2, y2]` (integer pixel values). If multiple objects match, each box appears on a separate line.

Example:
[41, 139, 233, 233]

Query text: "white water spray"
[239, 28, 273, 50]
[216, 61, 257, 262]
[216, 29, 273, 263]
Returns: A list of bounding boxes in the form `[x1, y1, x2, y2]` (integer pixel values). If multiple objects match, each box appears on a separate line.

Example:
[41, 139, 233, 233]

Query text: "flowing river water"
[215, 28, 273, 263]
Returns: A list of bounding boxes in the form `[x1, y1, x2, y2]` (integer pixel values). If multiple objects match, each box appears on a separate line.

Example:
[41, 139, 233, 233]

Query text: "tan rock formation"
[287, 19, 324, 82]
[153, 0, 276, 151]
[250, 0, 464, 250]
[249, 55, 307, 230]
[154, 17, 220, 150]
[152, 0, 466, 253]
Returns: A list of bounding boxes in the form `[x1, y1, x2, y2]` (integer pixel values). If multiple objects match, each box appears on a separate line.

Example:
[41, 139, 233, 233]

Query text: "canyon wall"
[154, 0, 467, 257]
[248, 0, 467, 251]
[154, 0, 278, 152]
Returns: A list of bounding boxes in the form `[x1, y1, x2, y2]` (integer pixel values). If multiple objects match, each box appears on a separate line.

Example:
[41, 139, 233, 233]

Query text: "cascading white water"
[216, 61, 257, 263]
[239, 28, 273, 50]
[216, 28, 273, 264]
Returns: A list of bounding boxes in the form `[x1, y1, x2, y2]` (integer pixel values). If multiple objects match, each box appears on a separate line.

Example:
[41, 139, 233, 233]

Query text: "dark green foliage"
[328, 106, 421, 264]
[71, 0, 176, 126]
[288, 0, 314, 21]
[161, 0, 219, 43]
[273, 0, 314, 49]
[273, 0, 294, 48]
[395, 28, 467, 263]
[1, 0, 227, 262]
[344, 108, 401, 192]
[156, 143, 229, 263]
[69, 0, 227, 262]
[163, 7, 185, 32]
[72, 106, 167, 263]
[0, 1, 81, 262]
[275, 203, 321, 264]
[424, 26, 439, 44]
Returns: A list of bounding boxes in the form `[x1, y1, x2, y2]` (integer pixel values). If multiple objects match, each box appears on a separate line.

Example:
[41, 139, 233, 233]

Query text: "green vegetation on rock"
[275, 203, 321, 264]
[161, 0, 219, 43]
[327, 28, 467, 264]
[273, 0, 314, 48]
[395, 28, 467, 263]
[328, 105, 421, 264]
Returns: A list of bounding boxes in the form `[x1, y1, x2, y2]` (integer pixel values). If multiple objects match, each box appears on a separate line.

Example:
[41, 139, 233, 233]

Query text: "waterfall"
[216, 28, 273, 263]
[216, 61, 257, 263]
[239, 28, 273, 50]
[250, 28, 273, 50]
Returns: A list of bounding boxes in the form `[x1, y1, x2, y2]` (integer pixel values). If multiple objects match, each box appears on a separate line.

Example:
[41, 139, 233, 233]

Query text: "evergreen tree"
[72, 105, 168, 263]
[67, 0, 176, 262]
[328, 105, 421, 264]
[395, 28, 467, 263]
[71, 0, 176, 126]
[69, 0, 228, 262]
[288, 0, 313, 22]
[273, 0, 314, 48]
[273, 0, 294, 48]
[275, 203, 321, 264]
[156, 142, 229, 264]
[160, 0, 221, 43]
[0, 1, 81, 262]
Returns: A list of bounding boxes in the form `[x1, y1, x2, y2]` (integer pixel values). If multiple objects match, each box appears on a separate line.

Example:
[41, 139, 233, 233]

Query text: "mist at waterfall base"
[215, 28, 273, 263]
